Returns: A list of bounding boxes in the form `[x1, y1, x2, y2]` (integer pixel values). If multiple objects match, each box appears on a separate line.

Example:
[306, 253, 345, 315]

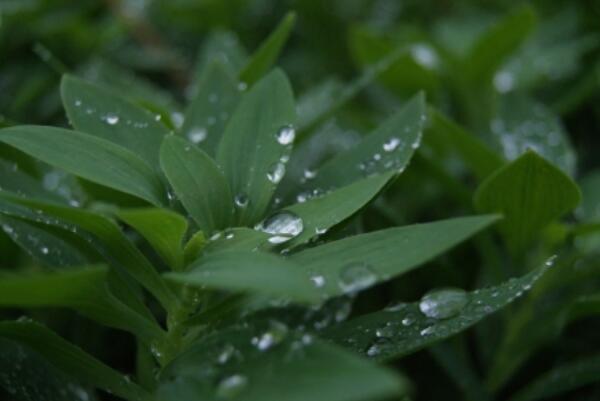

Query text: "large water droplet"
[338, 262, 377, 294]
[188, 127, 207, 144]
[216, 374, 247, 398]
[418, 288, 468, 319]
[257, 211, 303, 244]
[276, 125, 295, 145]
[267, 162, 285, 184]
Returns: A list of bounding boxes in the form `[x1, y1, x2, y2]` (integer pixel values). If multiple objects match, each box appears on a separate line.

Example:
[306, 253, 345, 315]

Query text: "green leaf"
[157, 324, 407, 401]
[291, 215, 499, 299]
[0, 159, 66, 204]
[464, 6, 537, 84]
[305, 92, 426, 191]
[166, 251, 320, 304]
[509, 354, 600, 401]
[0, 267, 164, 343]
[284, 172, 393, 247]
[61, 74, 170, 168]
[296, 78, 343, 130]
[202, 227, 270, 255]
[322, 257, 555, 361]
[0, 337, 94, 401]
[0, 320, 153, 401]
[192, 31, 247, 91]
[474, 151, 581, 253]
[0, 126, 166, 206]
[181, 60, 240, 157]
[0, 215, 90, 267]
[0, 194, 177, 312]
[425, 107, 504, 181]
[160, 135, 233, 234]
[116, 207, 188, 271]
[239, 12, 296, 86]
[217, 69, 296, 225]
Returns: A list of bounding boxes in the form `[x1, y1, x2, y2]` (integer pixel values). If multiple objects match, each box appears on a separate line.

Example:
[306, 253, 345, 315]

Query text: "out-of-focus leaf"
[160, 135, 233, 234]
[61, 75, 169, 168]
[0, 321, 152, 401]
[291, 215, 499, 299]
[181, 60, 240, 157]
[322, 258, 555, 360]
[296, 78, 343, 130]
[0, 266, 163, 342]
[0, 126, 166, 206]
[303, 92, 425, 191]
[217, 69, 296, 225]
[509, 354, 600, 401]
[116, 207, 188, 271]
[157, 322, 407, 401]
[239, 11, 296, 86]
[0, 159, 65, 204]
[166, 251, 320, 304]
[474, 151, 581, 253]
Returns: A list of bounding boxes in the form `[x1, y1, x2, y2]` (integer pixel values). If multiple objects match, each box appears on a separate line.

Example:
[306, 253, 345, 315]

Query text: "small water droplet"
[237, 82, 248, 91]
[256, 211, 303, 244]
[216, 374, 247, 398]
[234, 194, 249, 208]
[253, 321, 288, 351]
[217, 344, 236, 364]
[303, 169, 317, 180]
[418, 288, 468, 319]
[104, 113, 119, 125]
[267, 162, 286, 184]
[188, 127, 207, 143]
[154, 114, 162, 122]
[40, 246, 49, 255]
[383, 137, 402, 152]
[401, 316, 414, 326]
[420, 326, 435, 336]
[74, 99, 82, 107]
[310, 275, 326, 288]
[366, 343, 380, 357]
[276, 125, 295, 145]
[375, 324, 394, 338]
[338, 262, 377, 294]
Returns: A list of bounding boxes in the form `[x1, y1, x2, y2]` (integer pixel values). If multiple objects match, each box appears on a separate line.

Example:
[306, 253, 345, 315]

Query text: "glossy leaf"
[0, 126, 166, 206]
[157, 323, 407, 401]
[160, 135, 233, 234]
[0, 159, 66, 204]
[166, 251, 320, 304]
[474, 151, 581, 252]
[61, 74, 169, 168]
[0, 266, 164, 342]
[291, 215, 499, 299]
[305, 92, 426, 191]
[116, 207, 188, 271]
[217, 69, 296, 225]
[181, 60, 240, 157]
[239, 12, 296, 86]
[202, 227, 270, 255]
[0, 321, 152, 401]
[322, 258, 555, 361]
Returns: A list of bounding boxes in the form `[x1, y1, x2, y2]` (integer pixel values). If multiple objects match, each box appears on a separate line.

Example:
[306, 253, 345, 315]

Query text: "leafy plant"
[1, 2, 599, 401]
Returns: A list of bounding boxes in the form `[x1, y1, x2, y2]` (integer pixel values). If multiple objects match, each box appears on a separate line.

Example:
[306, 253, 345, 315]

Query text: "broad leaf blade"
[239, 12, 296, 86]
[305, 92, 426, 191]
[292, 215, 499, 299]
[322, 258, 555, 361]
[181, 60, 240, 157]
[61, 74, 169, 168]
[158, 324, 407, 401]
[0, 126, 166, 206]
[116, 207, 188, 271]
[0, 321, 152, 401]
[160, 135, 233, 234]
[166, 251, 320, 304]
[217, 69, 296, 225]
[474, 151, 581, 252]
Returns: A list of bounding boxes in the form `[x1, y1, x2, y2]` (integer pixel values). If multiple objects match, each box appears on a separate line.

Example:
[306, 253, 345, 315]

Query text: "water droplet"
[375, 324, 394, 338]
[252, 321, 288, 351]
[267, 162, 285, 184]
[366, 343, 380, 357]
[383, 137, 402, 152]
[154, 114, 162, 122]
[401, 316, 414, 326]
[310, 275, 326, 288]
[276, 125, 295, 145]
[234, 193, 249, 208]
[237, 82, 248, 91]
[216, 374, 247, 398]
[494, 70, 515, 93]
[256, 211, 303, 244]
[303, 169, 317, 180]
[188, 127, 207, 143]
[420, 326, 435, 336]
[74, 99, 82, 107]
[40, 246, 49, 255]
[171, 112, 184, 128]
[104, 113, 119, 125]
[217, 344, 236, 364]
[385, 302, 407, 312]
[315, 227, 328, 235]
[418, 288, 468, 319]
[338, 262, 377, 294]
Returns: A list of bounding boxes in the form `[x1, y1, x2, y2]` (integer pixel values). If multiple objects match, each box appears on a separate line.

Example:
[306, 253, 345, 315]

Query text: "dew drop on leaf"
[338, 262, 377, 294]
[383, 137, 402, 152]
[234, 193, 249, 208]
[103, 113, 119, 125]
[188, 127, 207, 144]
[252, 321, 288, 351]
[216, 374, 247, 398]
[276, 125, 295, 145]
[418, 287, 468, 319]
[256, 211, 303, 244]
[266, 162, 286, 184]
